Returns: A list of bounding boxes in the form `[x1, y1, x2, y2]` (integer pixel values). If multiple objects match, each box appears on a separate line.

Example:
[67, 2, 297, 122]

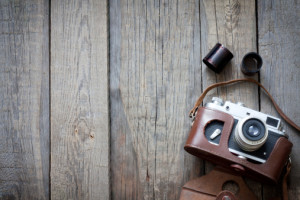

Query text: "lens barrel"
[234, 117, 268, 152]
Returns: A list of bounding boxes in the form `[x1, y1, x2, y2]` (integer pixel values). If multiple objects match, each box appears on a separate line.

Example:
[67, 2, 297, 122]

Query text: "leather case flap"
[180, 168, 258, 200]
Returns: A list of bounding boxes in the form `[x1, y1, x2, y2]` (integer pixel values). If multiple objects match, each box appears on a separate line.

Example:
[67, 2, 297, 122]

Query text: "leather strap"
[189, 78, 300, 132]
[282, 160, 291, 200]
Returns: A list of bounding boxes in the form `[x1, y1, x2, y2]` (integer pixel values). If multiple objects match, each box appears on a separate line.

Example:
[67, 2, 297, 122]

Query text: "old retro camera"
[184, 97, 293, 183]
[204, 97, 287, 163]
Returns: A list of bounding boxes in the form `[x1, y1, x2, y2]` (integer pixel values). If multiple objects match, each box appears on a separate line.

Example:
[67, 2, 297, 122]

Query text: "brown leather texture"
[184, 107, 293, 184]
[216, 191, 238, 200]
[180, 168, 258, 200]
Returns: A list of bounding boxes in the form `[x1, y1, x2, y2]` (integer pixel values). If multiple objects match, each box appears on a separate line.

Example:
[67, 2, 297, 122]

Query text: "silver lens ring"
[234, 117, 268, 152]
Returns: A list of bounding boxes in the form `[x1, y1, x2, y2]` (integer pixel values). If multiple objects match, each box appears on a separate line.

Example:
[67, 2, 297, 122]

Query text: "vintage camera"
[205, 97, 287, 163]
[185, 97, 293, 183]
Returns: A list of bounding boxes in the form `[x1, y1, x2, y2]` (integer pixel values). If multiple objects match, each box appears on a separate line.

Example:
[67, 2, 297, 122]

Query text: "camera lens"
[248, 125, 260, 136]
[242, 119, 265, 140]
[234, 117, 268, 152]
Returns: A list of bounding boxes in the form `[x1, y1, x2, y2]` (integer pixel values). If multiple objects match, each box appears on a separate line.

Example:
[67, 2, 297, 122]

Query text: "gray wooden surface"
[0, 0, 49, 199]
[50, 0, 109, 199]
[110, 0, 202, 199]
[258, 0, 300, 199]
[0, 0, 299, 199]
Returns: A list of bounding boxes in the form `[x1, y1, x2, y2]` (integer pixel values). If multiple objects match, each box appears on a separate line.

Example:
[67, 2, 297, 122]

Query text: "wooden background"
[0, 0, 299, 199]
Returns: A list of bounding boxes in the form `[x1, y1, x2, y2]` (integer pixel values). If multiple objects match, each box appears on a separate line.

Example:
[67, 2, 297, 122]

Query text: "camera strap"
[189, 78, 300, 132]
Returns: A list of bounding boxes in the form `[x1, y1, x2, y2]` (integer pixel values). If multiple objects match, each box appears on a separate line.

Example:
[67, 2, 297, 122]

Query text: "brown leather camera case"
[180, 167, 258, 200]
[184, 107, 293, 184]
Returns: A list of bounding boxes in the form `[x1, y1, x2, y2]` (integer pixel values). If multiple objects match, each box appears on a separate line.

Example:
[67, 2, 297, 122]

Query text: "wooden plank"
[199, 0, 262, 198]
[110, 0, 202, 199]
[258, 0, 300, 199]
[50, 0, 109, 199]
[200, 0, 258, 109]
[0, 0, 49, 199]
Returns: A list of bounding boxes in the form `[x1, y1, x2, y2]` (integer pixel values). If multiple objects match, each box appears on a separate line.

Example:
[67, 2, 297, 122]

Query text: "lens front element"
[248, 125, 260, 136]
[235, 117, 268, 152]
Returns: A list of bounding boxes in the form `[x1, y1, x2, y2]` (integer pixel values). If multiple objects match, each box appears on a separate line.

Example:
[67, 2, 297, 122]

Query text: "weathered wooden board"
[199, 0, 262, 198]
[110, 0, 202, 199]
[200, 0, 258, 116]
[0, 0, 49, 199]
[0, 0, 299, 199]
[258, 0, 300, 199]
[50, 0, 109, 199]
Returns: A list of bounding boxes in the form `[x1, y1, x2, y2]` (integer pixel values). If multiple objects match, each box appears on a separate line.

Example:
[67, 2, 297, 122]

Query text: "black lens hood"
[241, 52, 263, 76]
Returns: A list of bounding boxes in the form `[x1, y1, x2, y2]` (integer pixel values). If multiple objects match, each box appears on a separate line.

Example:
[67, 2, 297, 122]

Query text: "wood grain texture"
[200, 0, 258, 109]
[0, 0, 49, 199]
[50, 0, 109, 199]
[110, 0, 202, 199]
[258, 0, 300, 199]
[199, 0, 262, 198]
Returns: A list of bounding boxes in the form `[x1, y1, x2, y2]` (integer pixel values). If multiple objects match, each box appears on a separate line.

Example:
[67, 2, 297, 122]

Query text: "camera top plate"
[205, 98, 286, 137]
